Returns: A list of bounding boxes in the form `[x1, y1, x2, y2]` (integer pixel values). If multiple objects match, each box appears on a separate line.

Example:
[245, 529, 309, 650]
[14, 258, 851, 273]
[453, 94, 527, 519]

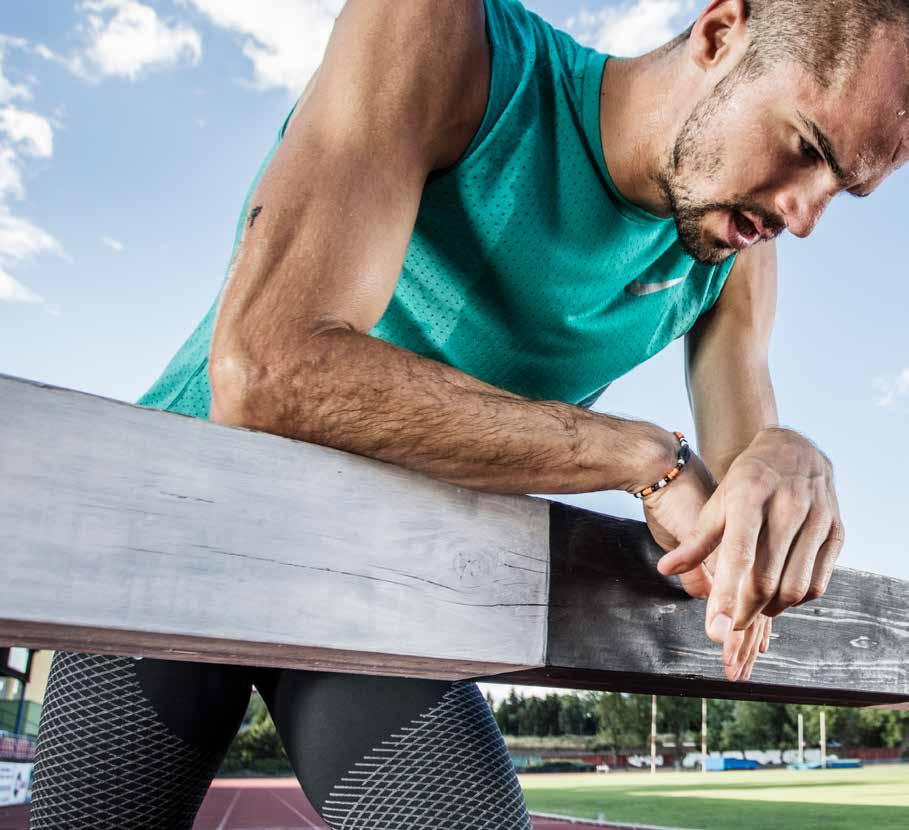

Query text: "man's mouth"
[726, 210, 761, 250]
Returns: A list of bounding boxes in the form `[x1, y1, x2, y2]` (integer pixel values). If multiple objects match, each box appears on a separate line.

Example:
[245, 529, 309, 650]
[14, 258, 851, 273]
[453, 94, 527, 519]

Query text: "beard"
[655, 66, 783, 265]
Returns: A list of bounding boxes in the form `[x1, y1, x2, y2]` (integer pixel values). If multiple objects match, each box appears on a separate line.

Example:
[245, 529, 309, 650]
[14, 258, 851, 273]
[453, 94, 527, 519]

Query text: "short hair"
[668, 0, 909, 86]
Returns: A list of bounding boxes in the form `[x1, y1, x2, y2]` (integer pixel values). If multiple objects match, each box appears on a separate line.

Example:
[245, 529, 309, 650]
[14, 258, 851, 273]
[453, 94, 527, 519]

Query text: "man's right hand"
[634, 437, 772, 681]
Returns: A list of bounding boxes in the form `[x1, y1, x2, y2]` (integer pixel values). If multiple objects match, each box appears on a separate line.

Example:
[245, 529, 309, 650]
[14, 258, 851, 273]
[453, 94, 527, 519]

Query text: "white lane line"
[216, 789, 243, 830]
[270, 789, 321, 829]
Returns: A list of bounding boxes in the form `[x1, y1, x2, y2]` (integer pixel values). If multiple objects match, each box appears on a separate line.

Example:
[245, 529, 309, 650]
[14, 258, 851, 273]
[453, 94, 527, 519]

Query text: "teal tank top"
[136, 0, 736, 418]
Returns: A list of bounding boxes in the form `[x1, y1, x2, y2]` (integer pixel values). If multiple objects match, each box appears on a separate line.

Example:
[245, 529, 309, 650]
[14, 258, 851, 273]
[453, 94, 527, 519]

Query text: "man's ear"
[688, 0, 750, 72]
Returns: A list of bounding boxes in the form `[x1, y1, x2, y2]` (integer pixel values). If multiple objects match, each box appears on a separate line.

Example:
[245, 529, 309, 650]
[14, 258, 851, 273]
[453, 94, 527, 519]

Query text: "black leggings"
[28, 651, 531, 829]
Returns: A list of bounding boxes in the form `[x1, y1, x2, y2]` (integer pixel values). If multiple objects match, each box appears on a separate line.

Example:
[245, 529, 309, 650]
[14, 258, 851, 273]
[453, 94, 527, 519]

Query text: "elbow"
[208, 351, 271, 430]
[208, 322, 347, 432]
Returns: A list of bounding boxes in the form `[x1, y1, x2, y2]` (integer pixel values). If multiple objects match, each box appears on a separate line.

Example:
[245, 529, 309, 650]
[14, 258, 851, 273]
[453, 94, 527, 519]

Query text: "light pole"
[651, 694, 657, 775]
[820, 710, 827, 768]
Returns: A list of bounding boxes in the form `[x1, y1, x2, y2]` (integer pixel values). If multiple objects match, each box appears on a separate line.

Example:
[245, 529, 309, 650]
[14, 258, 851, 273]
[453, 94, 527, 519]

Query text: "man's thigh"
[29, 650, 252, 829]
[255, 669, 531, 829]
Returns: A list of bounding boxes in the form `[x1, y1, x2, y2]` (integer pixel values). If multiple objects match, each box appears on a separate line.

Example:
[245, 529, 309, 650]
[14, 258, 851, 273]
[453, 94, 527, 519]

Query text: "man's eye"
[800, 137, 822, 162]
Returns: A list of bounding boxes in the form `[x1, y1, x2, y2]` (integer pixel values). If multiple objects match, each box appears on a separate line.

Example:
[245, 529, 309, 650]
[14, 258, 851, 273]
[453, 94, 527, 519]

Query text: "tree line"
[487, 689, 907, 758]
[220, 688, 907, 774]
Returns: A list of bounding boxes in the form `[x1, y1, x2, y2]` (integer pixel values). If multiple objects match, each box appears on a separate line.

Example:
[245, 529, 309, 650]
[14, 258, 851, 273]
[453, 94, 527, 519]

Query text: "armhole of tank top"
[280, 93, 303, 140]
[701, 254, 739, 315]
[427, 0, 527, 181]
[576, 381, 611, 409]
[162, 358, 210, 414]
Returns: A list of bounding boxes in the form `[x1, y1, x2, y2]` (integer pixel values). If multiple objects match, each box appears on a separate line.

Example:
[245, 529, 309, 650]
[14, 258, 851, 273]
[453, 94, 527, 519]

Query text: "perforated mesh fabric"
[28, 652, 226, 829]
[319, 681, 531, 830]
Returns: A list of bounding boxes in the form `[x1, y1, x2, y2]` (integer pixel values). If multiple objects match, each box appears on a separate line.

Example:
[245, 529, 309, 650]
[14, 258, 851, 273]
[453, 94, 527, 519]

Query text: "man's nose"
[775, 189, 832, 239]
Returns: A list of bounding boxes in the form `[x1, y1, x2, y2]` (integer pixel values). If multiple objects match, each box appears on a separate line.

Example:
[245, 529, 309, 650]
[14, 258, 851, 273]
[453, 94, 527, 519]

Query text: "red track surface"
[0, 777, 618, 829]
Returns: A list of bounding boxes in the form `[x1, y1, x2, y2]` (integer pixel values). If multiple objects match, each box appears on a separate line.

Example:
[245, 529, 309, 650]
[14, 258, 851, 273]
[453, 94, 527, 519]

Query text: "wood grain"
[0, 373, 549, 678]
[482, 504, 908, 705]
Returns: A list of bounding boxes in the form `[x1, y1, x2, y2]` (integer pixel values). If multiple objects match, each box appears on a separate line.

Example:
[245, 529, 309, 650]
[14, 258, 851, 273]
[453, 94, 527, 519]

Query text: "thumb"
[657, 494, 724, 576]
[678, 563, 713, 600]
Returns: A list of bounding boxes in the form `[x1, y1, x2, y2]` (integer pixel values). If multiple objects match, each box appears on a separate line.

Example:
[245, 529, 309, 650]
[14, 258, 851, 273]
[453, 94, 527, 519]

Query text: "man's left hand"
[656, 426, 845, 672]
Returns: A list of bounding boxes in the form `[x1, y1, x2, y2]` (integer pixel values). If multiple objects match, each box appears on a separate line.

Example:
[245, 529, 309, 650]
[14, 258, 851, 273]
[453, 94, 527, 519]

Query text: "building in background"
[0, 648, 50, 739]
[0, 648, 49, 807]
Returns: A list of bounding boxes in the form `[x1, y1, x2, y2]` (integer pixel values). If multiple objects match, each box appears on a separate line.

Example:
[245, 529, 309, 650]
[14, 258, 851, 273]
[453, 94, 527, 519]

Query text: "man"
[29, 0, 905, 828]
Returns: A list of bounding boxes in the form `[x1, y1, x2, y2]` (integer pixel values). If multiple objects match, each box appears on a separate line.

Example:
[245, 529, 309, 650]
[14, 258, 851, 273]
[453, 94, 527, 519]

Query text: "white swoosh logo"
[626, 276, 687, 296]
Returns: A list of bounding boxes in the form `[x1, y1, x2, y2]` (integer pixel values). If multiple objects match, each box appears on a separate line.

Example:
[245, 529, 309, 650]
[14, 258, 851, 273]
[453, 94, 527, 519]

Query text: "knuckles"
[802, 584, 825, 602]
[749, 573, 779, 604]
[776, 582, 810, 607]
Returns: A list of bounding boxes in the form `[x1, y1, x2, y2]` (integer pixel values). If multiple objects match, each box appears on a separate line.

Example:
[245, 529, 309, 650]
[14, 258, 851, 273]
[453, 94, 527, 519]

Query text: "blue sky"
[1, 0, 907, 599]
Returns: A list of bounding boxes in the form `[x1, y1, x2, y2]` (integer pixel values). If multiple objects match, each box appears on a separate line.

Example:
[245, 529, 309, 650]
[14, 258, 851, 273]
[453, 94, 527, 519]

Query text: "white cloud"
[57, 0, 202, 81]
[0, 41, 64, 307]
[181, 0, 343, 94]
[0, 146, 24, 200]
[873, 369, 909, 408]
[0, 207, 63, 264]
[0, 205, 63, 305]
[0, 265, 44, 304]
[0, 107, 54, 158]
[102, 235, 124, 252]
[0, 36, 31, 103]
[566, 0, 698, 57]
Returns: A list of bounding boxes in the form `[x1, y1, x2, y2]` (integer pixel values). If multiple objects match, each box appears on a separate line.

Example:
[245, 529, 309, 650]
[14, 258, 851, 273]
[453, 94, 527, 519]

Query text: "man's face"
[659, 25, 908, 266]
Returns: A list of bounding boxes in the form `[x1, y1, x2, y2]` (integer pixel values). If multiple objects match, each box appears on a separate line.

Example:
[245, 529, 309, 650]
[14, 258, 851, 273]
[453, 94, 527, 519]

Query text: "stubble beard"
[656, 96, 737, 266]
[654, 62, 774, 266]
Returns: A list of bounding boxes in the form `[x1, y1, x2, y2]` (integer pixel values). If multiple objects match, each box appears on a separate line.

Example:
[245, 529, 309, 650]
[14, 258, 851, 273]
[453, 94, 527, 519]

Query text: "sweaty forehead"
[809, 41, 909, 186]
[822, 28, 909, 181]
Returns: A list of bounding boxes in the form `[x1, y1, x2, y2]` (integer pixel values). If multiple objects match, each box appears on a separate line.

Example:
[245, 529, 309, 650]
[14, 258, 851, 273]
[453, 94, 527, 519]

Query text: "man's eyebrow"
[797, 110, 852, 188]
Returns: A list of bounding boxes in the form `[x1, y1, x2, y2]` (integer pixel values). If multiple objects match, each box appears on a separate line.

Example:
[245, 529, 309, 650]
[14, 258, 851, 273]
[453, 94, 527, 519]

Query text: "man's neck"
[599, 47, 695, 218]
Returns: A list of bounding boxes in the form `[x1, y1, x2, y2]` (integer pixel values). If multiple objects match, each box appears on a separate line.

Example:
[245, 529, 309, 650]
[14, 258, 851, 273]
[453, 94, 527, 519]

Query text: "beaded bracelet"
[632, 431, 691, 499]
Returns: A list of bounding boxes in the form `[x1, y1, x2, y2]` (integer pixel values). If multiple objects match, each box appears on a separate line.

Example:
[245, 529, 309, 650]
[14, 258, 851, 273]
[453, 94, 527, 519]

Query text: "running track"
[0, 777, 620, 829]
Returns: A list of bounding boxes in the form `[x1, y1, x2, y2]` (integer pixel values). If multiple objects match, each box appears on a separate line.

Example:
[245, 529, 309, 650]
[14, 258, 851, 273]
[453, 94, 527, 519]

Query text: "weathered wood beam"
[482, 505, 909, 707]
[1, 373, 906, 706]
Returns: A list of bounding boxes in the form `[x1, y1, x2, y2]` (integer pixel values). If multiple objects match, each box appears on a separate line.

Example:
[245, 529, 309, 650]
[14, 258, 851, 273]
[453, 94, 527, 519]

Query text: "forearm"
[690, 355, 780, 482]
[210, 329, 677, 496]
[685, 242, 781, 484]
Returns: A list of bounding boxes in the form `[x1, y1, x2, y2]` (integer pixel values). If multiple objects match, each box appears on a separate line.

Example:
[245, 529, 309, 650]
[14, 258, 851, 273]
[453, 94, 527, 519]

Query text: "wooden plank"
[1, 373, 907, 705]
[480, 504, 909, 706]
[0, 373, 550, 679]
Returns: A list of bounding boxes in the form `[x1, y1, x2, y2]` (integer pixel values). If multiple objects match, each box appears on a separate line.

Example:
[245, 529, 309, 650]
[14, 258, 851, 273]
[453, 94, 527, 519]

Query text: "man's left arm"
[663, 239, 846, 637]
[684, 241, 780, 483]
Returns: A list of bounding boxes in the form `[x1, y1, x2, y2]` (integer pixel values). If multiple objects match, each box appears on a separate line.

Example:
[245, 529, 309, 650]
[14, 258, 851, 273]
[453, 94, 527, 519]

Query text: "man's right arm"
[208, 0, 678, 496]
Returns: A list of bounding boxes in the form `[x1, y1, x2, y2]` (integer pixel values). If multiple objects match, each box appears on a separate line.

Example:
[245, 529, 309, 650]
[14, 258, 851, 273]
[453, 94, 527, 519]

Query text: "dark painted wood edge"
[0, 619, 541, 681]
[477, 667, 909, 707]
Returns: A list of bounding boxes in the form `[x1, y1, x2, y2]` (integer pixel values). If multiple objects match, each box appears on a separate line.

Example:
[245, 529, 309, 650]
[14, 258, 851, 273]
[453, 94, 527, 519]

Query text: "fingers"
[721, 626, 747, 679]
[723, 615, 764, 681]
[705, 495, 763, 643]
[657, 491, 725, 576]
[737, 618, 765, 681]
[794, 482, 845, 607]
[735, 485, 811, 627]
[678, 562, 714, 600]
[726, 615, 771, 682]
[762, 497, 833, 618]
[760, 615, 772, 653]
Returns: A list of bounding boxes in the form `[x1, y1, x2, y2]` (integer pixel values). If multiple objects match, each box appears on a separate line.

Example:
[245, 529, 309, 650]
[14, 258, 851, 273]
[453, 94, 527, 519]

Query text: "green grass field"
[519, 764, 909, 830]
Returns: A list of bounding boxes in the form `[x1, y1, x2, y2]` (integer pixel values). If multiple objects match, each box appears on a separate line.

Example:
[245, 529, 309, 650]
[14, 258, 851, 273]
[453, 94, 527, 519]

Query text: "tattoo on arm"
[248, 205, 263, 228]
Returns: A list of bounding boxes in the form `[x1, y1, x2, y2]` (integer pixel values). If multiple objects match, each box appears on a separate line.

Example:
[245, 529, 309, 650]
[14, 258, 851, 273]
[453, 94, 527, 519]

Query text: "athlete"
[29, 0, 906, 827]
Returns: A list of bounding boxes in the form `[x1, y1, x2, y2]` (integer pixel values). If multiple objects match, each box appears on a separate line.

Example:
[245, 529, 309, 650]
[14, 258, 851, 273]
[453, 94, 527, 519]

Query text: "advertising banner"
[0, 761, 33, 806]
